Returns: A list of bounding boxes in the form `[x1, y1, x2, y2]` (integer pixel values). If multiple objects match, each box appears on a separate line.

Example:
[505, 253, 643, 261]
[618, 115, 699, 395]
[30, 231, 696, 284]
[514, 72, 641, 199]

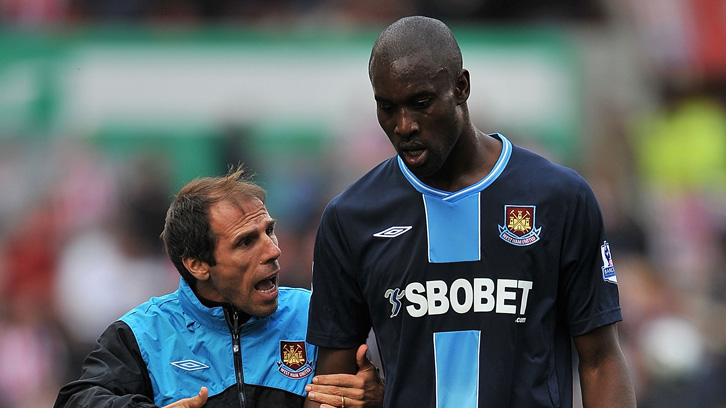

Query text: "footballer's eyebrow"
[373, 91, 436, 105]
[375, 90, 434, 104]
[406, 90, 435, 101]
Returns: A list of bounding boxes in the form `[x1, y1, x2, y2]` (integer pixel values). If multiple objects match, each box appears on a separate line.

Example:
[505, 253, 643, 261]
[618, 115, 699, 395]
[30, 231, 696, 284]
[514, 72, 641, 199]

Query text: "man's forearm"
[579, 352, 636, 408]
[304, 347, 359, 408]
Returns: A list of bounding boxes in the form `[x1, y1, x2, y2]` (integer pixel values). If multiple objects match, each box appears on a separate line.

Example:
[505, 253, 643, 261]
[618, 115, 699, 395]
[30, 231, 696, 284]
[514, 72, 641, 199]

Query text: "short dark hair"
[369, 16, 463, 81]
[160, 165, 266, 288]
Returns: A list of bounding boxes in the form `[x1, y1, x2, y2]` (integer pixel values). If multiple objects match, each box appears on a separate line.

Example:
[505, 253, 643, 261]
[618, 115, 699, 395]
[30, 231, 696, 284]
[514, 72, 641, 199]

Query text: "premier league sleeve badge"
[600, 241, 618, 284]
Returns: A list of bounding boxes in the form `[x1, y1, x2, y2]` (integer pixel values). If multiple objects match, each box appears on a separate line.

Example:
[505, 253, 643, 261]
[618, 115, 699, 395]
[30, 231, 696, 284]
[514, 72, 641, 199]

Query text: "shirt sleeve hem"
[569, 308, 623, 336]
[306, 331, 367, 349]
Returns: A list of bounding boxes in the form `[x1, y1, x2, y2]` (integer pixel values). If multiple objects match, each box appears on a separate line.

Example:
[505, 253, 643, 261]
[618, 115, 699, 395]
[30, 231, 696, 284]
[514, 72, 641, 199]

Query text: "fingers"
[193, 387, 209, 407]
[306, 380, 359, 399]
[311, 372, 361, 388]
[162, 386, 208, 408]
[355, 344, 375, 372]
[307, 389, 352, 407]
[355, 344, 370, 369]
[307, 344, 382, 408]
[306, 373, 362, 405]
[313, 344, 375, 388]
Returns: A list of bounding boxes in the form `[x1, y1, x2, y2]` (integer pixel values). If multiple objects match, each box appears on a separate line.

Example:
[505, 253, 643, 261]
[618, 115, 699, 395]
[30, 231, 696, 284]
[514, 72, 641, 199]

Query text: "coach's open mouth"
[255, 274, 278, 294]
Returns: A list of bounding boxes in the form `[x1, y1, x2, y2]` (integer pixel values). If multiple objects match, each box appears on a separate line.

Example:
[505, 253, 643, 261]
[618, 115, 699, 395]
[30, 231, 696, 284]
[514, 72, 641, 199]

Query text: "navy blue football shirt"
[307, 134, 622, 408]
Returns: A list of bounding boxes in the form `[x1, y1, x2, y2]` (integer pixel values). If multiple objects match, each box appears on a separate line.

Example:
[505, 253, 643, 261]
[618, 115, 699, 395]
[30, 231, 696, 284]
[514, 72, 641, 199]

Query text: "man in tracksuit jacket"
[54, 167, 383, 408]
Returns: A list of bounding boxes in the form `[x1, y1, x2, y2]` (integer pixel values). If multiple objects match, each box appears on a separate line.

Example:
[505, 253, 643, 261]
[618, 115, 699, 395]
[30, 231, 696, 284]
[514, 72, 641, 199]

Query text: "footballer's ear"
[455, 68, 471, 104]
[183, 257, 210, 281]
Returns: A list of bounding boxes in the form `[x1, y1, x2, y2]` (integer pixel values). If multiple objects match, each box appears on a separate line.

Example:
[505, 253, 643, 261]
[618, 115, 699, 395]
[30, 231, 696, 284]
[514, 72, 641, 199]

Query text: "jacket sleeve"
[54, 320, 158, 408]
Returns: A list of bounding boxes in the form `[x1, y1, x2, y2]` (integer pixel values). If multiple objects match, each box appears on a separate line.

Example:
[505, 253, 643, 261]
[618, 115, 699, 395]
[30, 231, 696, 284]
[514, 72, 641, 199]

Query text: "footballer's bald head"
[369, 16, 463, 82]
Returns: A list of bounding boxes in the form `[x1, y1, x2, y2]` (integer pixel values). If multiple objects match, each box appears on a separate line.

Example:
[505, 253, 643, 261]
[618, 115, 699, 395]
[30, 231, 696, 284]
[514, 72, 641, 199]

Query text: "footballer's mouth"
[254, 273, 278, 294]
[399, 143, 427, 167]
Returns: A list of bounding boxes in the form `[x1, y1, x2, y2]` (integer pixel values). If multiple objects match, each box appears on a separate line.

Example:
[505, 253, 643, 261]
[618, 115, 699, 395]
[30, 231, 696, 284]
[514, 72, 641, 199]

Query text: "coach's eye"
[237, 236, 255, 248]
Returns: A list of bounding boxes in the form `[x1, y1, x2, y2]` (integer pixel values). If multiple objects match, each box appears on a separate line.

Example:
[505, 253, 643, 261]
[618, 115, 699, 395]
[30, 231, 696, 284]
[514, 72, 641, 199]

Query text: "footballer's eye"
[377, 102, 393, 112]
[413, 98, 431, 109]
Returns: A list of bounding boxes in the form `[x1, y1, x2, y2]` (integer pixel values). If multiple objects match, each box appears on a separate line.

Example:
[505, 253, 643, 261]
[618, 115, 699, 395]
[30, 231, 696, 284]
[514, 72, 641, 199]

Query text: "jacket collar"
[177, 278, 251, 333]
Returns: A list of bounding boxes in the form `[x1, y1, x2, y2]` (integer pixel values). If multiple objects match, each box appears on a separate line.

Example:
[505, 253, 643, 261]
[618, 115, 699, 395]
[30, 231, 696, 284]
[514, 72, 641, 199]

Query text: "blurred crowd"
[1, 1, 725, 407]
[2, 0, 610, 26]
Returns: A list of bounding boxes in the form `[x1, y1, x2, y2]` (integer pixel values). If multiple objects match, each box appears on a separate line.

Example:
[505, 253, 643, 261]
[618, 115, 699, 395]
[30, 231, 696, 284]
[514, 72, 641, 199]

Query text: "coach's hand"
[306, 344, 384, 407]
[163, 386, 208, 408]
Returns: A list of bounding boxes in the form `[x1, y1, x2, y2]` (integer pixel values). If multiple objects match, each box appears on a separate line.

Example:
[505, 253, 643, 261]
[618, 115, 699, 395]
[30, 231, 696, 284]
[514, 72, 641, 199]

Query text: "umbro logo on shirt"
[170, 360, 209, 371]
[373, 226, 412, 238]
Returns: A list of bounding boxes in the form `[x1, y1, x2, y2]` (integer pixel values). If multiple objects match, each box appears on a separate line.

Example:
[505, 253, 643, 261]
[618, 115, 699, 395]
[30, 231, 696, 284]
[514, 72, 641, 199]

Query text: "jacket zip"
[227, 309, 247, 408]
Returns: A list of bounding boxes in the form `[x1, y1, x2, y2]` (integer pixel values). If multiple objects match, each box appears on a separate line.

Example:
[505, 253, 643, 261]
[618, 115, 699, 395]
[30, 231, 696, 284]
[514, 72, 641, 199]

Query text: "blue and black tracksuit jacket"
[54, 278, 317, 407]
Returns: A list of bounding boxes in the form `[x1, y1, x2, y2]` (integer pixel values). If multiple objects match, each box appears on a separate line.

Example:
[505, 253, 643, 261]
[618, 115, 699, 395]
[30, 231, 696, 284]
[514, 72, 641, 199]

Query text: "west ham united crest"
[277, 341, 314, 379]
[498, 205, 541, 246]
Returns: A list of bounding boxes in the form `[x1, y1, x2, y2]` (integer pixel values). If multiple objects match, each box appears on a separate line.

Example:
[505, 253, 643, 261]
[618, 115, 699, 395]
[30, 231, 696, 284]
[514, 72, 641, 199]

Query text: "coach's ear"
[183, 257, 210, 281]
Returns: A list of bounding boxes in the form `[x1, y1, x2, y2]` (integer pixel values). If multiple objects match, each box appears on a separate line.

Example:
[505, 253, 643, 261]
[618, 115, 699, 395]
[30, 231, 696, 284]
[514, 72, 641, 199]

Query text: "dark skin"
[370, 51, 501, 192]
[308, 24, 636, 408]
[304, 345, 384, 408]
[574, 324, 637, 407]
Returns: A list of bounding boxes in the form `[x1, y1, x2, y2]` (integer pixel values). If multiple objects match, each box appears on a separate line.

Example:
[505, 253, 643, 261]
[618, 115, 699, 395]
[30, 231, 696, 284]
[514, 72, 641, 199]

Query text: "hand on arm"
[574, 323, 636, 408]
[305, 345, 384, 408]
